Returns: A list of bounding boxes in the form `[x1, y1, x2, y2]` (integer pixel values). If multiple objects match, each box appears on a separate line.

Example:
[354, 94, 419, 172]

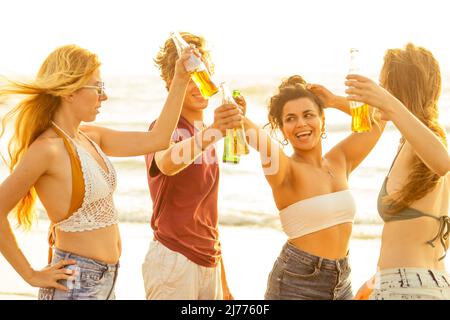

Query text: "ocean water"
[1, 73, 449, 238]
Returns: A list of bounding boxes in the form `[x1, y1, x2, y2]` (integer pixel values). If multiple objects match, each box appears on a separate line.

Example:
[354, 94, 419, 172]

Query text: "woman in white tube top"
[240, 75, 386, 300]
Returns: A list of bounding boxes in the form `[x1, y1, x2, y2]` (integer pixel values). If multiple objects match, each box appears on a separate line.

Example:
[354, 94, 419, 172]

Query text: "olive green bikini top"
[377, 142, 450, 261]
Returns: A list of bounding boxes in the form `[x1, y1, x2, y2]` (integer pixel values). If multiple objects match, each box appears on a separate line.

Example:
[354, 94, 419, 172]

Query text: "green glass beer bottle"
[221, 83, 249, 164]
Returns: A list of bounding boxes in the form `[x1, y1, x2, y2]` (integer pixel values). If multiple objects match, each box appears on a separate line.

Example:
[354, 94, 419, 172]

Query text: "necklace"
[322, 157, 334, 178]
[193, 121, 206, 132]
[292, 154, 335, 178]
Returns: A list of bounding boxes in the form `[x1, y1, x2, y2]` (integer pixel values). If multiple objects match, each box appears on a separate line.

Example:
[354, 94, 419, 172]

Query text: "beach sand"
[0, 220, 382, 300]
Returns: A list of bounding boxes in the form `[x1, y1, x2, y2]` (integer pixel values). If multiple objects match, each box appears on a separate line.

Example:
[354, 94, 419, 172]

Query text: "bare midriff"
[55, 224, 121, 264]
[378, 217, 447, 270]
[288, 223, 353, 260]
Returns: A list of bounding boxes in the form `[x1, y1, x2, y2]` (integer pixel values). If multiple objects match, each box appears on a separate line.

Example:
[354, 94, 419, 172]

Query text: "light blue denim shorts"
[38, 248, 119, 300]
[265, 241, 353, 300]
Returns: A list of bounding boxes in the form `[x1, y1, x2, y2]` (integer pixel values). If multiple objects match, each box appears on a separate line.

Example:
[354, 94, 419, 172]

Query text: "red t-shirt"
[145, 116, 221, 267]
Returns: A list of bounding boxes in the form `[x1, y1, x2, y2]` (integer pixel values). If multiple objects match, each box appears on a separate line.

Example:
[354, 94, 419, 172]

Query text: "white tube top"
[279, 190, 356, 239]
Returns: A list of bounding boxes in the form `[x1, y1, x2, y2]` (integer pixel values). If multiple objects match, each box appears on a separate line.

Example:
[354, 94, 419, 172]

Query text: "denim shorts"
[38, 249, 119, 300]
[370, 268, 450, 300]
[265, 242, 353, 300]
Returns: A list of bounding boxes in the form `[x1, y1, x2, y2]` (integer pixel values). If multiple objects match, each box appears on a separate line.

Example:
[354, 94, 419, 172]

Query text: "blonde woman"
[0, 44, 239, 300]
[350, 44, 450, 300]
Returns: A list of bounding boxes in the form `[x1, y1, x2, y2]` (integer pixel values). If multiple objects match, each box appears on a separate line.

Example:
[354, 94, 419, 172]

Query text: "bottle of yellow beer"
[348, 48, 372, 133]
[170, 31, 219, 99]
[221, 83, 249, 164]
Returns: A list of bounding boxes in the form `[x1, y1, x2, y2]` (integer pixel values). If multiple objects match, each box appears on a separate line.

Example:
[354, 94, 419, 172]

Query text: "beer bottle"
[232, 90, 250, 156]
[348, 48, 372, 133]
[170, 31, 219, 99]
[221, 83, 249, 164]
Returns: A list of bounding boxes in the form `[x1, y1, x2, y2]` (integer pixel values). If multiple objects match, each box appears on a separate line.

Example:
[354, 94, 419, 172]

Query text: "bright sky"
[1, 0, 450, 78]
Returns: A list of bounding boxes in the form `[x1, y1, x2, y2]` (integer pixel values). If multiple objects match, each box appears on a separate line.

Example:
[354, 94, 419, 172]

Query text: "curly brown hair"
[154, 32, 212, 90]
[381, 43, 447, 214]
[266, 75, 324, 140]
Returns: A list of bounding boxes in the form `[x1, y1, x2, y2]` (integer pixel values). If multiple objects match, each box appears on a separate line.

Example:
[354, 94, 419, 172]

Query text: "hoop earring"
[281, 138, 288, 146]
[321, 131, 327, 139]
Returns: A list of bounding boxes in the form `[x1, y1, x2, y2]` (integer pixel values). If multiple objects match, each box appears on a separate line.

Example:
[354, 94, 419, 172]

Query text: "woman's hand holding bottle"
[345, 74, 403, 121]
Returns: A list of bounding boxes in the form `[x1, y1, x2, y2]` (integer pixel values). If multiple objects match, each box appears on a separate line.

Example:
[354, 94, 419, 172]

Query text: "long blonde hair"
[381, 43, 447, 213]
[0, 44, 100, 229]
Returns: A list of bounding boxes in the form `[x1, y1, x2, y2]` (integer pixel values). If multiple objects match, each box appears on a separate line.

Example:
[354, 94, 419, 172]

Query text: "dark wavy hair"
[266, 75, 324, 140]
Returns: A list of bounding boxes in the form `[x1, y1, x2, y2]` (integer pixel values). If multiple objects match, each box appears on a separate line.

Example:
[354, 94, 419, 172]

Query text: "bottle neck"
[220, 84, 234, 104]
[349, 50, 360, 73]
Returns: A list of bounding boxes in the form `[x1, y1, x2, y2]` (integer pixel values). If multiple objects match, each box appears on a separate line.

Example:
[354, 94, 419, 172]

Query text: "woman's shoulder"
[29, 130, 65, 159]
[392, 141, 415, 170]
[79, 124, 102, 145]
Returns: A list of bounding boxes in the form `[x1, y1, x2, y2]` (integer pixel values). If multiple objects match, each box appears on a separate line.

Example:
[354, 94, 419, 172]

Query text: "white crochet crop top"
[52, 122, 119, 232]
[279, 190, 356, 239]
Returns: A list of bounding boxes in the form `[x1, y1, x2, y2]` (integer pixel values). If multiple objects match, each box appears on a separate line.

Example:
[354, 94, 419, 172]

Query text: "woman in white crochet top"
[0, 44, 243, 300]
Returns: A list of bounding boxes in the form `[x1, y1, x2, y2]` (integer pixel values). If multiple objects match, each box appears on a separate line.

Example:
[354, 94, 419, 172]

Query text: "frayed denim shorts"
[38, 248, 119, 300]
[370, 268, 450, 300]
[265, 241, 353, 300]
